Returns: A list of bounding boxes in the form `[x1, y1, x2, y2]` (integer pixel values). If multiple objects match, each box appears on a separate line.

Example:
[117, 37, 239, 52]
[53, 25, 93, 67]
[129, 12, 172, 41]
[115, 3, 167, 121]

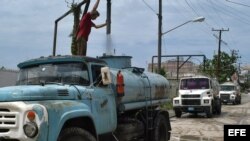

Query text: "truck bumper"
[174, 106, 210, 113]
[221, 99, 234, 103]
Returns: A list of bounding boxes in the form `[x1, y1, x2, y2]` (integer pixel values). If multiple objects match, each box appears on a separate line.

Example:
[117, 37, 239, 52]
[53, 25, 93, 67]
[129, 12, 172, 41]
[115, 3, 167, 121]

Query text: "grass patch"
[161, 101, 173, 110]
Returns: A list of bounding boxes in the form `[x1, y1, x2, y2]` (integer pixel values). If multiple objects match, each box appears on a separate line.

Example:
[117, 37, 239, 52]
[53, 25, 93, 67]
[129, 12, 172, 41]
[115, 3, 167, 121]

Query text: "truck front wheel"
[206, 107, 212, 118]
[57, 127, 96, 141]
[152, 114, 170, 141]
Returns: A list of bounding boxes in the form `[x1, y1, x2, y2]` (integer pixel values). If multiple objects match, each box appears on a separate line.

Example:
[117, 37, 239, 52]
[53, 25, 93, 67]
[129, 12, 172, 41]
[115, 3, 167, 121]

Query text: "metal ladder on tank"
[141, 74, 154, 141]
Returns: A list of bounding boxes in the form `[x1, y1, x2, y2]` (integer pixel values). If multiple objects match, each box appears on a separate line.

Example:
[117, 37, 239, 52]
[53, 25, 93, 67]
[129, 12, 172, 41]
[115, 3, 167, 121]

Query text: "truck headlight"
[23, 122, 38, 138]
[174, 100, 179, 104]
[204, 99, 209, 104]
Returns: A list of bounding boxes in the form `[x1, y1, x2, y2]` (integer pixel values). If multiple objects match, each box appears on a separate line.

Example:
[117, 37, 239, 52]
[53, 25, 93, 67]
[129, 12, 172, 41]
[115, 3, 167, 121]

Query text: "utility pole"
[212, 28, 229, 79]
[157, 0, 162, 73]
[106, 0, 111, 34]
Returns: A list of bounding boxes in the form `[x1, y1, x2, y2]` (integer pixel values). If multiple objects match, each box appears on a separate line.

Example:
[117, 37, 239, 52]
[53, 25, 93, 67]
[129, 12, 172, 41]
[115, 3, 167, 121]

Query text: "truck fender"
[44, 104, 98, 141]
[56, 110, 98, 141]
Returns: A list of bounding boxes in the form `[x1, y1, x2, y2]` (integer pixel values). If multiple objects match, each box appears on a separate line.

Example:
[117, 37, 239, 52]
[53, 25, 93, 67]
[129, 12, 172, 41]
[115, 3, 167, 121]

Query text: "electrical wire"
[225, 0, 250, 8]
[141, 0, 158, 15]
[209, 0, 250, 53]
[184, 0, 214, 29]
[206, 0, 233, 53]
[218, 0, 250, 23]
[184, 0, 200, 16]
[207, 0, 227, 28]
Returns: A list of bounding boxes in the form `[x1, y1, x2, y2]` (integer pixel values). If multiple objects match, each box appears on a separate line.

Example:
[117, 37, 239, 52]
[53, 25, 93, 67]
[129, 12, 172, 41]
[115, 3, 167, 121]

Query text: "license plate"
[188, 107, 194, 111]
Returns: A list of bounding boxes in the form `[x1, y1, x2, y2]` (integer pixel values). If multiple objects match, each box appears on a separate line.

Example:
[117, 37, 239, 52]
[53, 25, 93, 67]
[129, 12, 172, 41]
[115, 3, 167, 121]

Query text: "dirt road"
[169, 93, 250, 141]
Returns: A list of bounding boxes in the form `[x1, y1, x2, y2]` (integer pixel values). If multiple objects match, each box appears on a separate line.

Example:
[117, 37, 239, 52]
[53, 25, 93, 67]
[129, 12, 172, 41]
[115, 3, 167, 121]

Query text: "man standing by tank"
[76, 0, 107, 56]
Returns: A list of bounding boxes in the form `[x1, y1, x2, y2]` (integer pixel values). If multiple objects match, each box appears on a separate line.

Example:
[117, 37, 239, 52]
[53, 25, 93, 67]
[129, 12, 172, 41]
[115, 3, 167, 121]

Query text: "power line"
[207, 0, 227, 28]
[184, 0, 200, 16]
[141, 0, 157, 15]
[184, 0, 214, 29]
[222, 0, 250, 18]
[226, 0, 250, 8]
[208, 0, 250, 54]
[213, 0, 250, 25]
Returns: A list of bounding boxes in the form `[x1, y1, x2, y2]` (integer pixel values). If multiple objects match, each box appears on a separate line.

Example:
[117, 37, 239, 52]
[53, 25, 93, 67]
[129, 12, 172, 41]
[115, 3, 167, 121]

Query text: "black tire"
[115, 121, 144, 141]
[206, 107, 212, 118]
[217, 102, 221, 115]
[57, 127, 96, 141]
[152, 114, 169, 141]
[215, 99, 221, 115]
[233, 101, 236, 105]
[174, 109, 182, 118]
[237, 96, 241, 104]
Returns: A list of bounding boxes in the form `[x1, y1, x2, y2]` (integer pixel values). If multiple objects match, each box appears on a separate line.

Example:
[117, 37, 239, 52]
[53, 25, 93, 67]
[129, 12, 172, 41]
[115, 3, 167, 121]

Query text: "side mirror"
[101, 67, 112, 85]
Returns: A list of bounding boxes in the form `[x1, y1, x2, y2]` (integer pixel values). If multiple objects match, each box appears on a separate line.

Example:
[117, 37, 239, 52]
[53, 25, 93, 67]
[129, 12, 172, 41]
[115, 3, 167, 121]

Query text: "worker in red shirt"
[76, 0, 107, 56]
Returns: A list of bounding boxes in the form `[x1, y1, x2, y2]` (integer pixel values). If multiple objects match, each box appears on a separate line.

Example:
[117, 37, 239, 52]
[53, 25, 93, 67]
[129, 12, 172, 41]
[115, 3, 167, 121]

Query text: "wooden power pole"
[157, 0, 162, 73]
[212, 28, 229, 79]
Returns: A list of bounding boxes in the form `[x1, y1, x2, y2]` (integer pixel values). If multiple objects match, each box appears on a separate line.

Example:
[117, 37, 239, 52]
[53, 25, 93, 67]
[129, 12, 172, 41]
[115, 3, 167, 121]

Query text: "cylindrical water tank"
[109, 67, 171, 111]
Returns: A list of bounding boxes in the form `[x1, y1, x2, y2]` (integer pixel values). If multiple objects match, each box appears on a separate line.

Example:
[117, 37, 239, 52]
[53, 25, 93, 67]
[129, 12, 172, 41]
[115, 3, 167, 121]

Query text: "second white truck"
[219, 81, 241, 105]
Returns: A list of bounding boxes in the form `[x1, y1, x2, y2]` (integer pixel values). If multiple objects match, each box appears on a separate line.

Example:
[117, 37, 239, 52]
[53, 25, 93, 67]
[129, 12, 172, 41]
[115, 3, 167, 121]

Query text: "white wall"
[0, 69, 18, 87]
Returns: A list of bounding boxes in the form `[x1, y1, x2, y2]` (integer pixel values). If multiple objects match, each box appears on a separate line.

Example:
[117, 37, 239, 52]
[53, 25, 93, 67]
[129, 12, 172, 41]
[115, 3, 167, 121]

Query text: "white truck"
[219, 81, 241, 105]
[173, 75, 221, 118]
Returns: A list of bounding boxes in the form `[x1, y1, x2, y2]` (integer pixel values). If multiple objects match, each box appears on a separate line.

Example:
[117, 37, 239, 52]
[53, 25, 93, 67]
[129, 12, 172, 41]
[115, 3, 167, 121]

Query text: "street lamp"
[162, 16, 205, 35]
[157, 16, 205, 73]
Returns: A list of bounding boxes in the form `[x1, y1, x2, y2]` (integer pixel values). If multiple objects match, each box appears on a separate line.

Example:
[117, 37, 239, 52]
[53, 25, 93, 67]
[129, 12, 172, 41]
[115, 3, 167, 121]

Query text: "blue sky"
[0, 0, 250, 70]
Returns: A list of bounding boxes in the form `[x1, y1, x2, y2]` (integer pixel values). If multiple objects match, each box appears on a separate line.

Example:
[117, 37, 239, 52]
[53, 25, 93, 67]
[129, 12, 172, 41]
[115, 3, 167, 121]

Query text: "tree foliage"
[198, 51, 238, 83]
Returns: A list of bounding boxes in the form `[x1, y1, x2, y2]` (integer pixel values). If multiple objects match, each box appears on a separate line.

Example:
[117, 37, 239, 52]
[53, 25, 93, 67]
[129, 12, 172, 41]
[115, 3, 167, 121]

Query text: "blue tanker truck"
[0, 55, 171, 141]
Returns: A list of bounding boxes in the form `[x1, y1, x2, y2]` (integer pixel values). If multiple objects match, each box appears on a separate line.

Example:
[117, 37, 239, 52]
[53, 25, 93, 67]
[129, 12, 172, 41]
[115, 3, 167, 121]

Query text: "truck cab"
[173, 75, 221, 118]
[219, 81, 241, 105]
[0, 56, 118, 141]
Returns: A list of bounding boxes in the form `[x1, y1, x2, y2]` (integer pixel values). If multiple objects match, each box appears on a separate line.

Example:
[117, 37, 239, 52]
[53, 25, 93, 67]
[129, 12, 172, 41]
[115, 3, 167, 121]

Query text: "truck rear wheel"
[57, 127, 96, 141]
[152, 114, 169, 141]
[174, 109, 182, 118]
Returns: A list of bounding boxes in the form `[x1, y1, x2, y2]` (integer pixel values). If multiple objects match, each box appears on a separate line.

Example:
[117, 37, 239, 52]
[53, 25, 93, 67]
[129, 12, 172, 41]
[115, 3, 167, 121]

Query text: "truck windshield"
[180, 78, 209, 90]
[220, 85, 235, 91]
[17, 63, 90, 86]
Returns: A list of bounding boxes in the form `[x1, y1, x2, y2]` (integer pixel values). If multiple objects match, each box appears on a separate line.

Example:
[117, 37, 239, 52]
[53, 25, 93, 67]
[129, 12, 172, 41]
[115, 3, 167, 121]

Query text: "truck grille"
[220, 94, 230, 100]
[182, 99, 201, 105]
[0, 109, 18, 132]
[181, 95, 200, 98]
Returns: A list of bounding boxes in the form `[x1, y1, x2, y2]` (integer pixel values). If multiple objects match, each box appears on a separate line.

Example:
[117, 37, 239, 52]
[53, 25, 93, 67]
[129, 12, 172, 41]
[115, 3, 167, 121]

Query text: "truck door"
[90, 64, 117, 134]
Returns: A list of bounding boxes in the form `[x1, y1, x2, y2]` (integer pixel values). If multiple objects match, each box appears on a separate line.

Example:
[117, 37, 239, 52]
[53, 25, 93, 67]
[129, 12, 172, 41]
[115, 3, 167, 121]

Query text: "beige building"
[148, 59, 199, 79]
[0, 67, 18, 87]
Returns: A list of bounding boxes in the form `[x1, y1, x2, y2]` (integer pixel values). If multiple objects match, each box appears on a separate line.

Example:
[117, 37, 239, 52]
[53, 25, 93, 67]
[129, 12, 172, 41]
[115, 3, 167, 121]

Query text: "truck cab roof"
[17, 55, 107, 69]
[220, 81, 237, 86]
